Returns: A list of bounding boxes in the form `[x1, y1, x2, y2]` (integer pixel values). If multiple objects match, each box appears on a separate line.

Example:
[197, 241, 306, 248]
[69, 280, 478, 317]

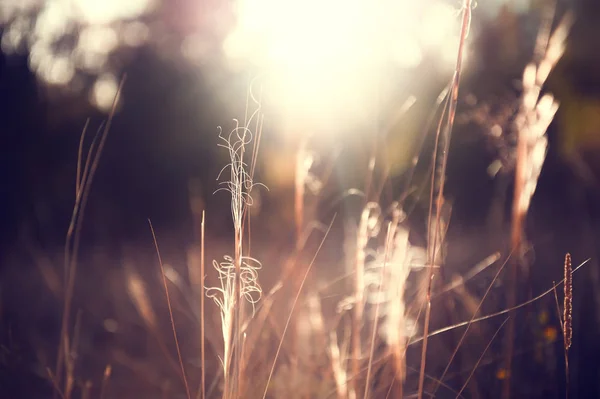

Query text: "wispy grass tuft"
[209, 86, 265, 399]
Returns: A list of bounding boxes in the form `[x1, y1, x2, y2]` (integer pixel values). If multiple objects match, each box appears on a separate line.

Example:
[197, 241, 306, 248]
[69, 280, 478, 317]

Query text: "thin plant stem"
[418, 2, 472, 398]
[262, 216, 336, 399]
[201, 211, 206, 399]
[552, 282, 569, 399]
[431, 251, 514, 395]
[149, 220, 191, 399]
[409, 259, 589, 345]
[455, 317, 510, 398]
[55, 77, 125, 398]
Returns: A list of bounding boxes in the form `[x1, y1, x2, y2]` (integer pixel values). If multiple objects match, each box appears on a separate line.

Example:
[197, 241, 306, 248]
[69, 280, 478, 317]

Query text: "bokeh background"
[1, 0, 600, 397]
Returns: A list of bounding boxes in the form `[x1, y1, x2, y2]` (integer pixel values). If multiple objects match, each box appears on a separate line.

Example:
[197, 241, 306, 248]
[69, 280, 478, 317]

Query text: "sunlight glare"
[225, 0, 465, 127]
[420, 3, 457, 48]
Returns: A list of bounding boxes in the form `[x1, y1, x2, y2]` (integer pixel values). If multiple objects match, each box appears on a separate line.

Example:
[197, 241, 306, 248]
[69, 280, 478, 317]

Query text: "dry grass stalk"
[201, 211, 206, 399]
[552, 253, 575, 399]
[456, 317, 510, 397]
[563, 253, 573, 398]
[504, 14, 571, 398]
[150, 221, 191, 399]
[54, 77, 125, 399]
[124, 262, 185, 377]
[563, 252, 573, 398]
[286, 138, 325, 391]
[406, 258, 589, 349]
[187, 184, 207, 399]
[209, 88, 264, 398]
[563, 253, 573, 350]
[418, 2, 472, 398]
[262, 217, 335, 399]
[429, 253, 509, 397]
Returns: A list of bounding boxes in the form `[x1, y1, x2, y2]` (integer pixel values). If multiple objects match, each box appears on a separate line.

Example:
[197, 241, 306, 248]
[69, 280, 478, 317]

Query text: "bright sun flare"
[223, 0, 465, 126]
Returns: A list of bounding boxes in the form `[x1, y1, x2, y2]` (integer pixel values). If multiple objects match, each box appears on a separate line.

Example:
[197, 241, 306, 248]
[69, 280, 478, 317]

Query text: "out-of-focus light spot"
[465, 93, 478, 106]
[421, 3, 458, 48]
[1, 31, 17, 54]
[73, 0, 155, 25]
[490, 124, 503, 137]
[496, 368, 508, 380]
[91, 74, 119, 111]
[103, 318, 119, 333]
[79, 26, 119, 54]
[29, 42, 50, 70]
[1, 23, 26, 54]
[74, 48, 108, 72]
[1, 0, 156, 110]
[43, 55, 75, 86]
[122, 21, 150, 47]
[34, 1, 72, 41]
[543, 326, 558, 343]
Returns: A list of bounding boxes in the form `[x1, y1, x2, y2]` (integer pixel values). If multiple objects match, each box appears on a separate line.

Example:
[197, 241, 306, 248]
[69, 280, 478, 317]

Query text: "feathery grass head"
[206, 255, 263, 319]
[209, 89, 265, 397]
[514, 15, 571, 218]
[215, 120, 265, 231]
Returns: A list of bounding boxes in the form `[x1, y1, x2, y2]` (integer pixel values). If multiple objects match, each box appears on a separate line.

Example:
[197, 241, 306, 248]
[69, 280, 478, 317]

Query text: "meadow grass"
[39, 6, 589, 399]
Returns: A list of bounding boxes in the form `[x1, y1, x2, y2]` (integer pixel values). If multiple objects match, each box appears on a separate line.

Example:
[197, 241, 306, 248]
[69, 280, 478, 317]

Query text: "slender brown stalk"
[563, 253, 573, 350]
[563, 253, 573, 397]
[430, 252, 513, 396]
[418, 2, 472, 398]
[503, 13, 570, 396]
[409, 258, 589, 345]
[54, 77, 125, 399]
[262, 216, 336, 399]
[201, 211, 206, 399]
[455, 317, 510, 398]
[149, 220, 191, 399]
[504, 129, 525, 399]
[64, 310, 83, 399]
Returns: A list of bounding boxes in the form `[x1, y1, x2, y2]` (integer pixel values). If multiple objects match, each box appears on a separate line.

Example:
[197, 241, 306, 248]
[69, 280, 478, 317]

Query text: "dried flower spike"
[563, 253, 573, 350]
